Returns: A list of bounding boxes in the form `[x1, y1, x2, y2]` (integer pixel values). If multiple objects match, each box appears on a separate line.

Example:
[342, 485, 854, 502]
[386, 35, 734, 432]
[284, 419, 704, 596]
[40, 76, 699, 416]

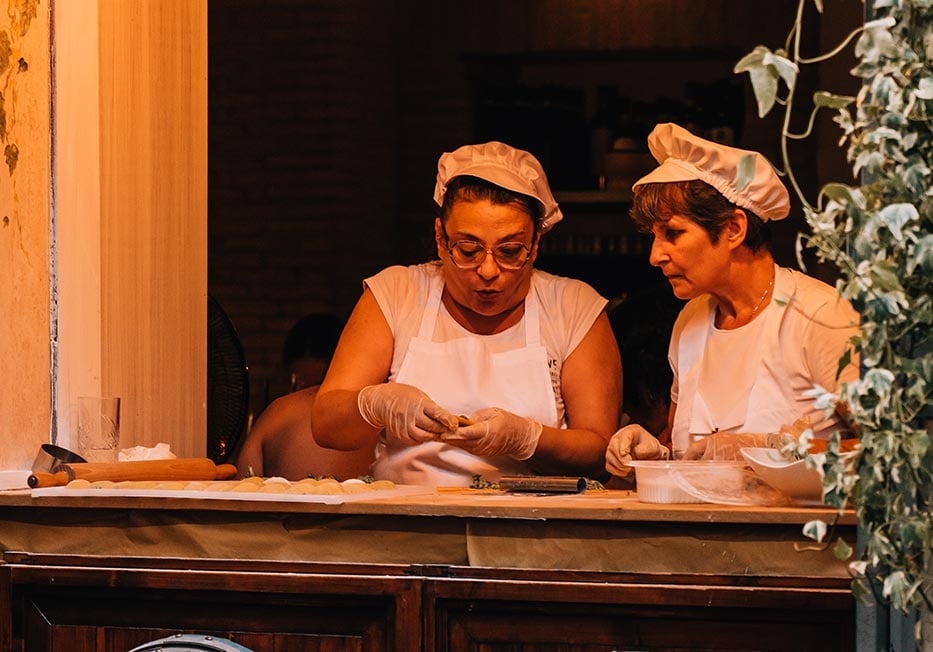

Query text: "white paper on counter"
[0, 470, 30, 490]
[30, 484, 435, 504]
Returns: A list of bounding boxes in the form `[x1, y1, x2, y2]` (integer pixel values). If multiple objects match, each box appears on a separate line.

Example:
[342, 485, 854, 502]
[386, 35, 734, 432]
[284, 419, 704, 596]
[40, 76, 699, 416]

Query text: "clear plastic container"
[627, 460, 705, 504]
[628, 460, 764, 505]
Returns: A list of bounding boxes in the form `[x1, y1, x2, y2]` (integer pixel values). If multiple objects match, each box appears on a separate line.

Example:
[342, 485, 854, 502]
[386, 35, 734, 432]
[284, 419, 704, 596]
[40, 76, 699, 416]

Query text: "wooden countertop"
[0, 487, 855, 525]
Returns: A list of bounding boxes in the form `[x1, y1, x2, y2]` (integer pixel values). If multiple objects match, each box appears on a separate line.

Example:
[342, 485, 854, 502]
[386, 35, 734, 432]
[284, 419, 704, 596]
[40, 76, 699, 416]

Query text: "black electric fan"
[207, 295, 250, 463]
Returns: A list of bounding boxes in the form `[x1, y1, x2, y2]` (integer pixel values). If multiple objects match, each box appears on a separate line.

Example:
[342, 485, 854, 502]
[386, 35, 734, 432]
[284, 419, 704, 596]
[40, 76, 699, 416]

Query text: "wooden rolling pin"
[28, 458, 238, 488]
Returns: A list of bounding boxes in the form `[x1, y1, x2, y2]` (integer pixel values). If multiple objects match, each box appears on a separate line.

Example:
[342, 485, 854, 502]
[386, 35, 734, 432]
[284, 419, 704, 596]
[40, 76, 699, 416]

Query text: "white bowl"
[739, 447, 824, 504]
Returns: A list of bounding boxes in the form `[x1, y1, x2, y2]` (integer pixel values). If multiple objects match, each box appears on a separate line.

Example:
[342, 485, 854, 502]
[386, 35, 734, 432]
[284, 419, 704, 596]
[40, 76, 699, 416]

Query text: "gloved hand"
[605, 424, 669, 477]
[440, 407, 543, 460]
[682, 432, 793, 460]
[357, 383, 458, 445]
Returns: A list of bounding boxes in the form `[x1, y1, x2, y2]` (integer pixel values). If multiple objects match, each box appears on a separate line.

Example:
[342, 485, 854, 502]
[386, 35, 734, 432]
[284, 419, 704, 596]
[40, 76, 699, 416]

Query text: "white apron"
[372, 275, 560, 486]
[671, 267, 802, 453]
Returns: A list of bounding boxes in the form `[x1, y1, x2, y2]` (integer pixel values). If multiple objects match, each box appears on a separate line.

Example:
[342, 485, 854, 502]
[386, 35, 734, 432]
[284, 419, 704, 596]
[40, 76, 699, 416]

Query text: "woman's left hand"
[682, 432, 789, 460]
[605, 424, 669, 476]
[440, 408, 542, 460]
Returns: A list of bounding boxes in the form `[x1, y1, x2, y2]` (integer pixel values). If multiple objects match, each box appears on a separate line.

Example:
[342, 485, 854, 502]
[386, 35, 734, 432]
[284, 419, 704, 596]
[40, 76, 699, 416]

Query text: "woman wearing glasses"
[311, 142, 622, 486]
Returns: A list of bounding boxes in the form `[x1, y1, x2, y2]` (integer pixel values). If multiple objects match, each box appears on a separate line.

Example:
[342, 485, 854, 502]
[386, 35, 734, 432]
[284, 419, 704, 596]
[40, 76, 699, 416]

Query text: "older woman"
[606, 123, 859, 475]
[312, 141, 622, 486]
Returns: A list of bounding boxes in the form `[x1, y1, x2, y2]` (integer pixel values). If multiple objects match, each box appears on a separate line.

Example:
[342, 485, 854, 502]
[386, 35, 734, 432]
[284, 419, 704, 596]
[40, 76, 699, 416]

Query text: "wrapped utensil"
[498, 476, 586, 494]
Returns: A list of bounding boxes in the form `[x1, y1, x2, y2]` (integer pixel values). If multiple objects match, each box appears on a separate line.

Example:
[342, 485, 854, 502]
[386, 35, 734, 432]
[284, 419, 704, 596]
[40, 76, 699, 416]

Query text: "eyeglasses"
[442, 229, 533, 270]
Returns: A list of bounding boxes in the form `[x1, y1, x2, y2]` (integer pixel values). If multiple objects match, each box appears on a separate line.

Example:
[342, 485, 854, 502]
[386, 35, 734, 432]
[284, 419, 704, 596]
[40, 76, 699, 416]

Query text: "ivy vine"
[736, 0, 932, 636]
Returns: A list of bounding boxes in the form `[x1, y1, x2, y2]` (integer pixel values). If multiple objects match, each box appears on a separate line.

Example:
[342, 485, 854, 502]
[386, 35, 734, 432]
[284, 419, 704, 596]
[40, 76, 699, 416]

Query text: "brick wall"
[209, 0, 399, 411]
[208, 0, 859, 418]
[209, 1, 472, 413]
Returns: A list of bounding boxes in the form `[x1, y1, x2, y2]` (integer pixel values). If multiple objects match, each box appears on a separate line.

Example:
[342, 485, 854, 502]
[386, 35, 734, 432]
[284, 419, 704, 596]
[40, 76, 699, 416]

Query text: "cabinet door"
[427, 575, 856, 651]
[7, 560, 421, 651]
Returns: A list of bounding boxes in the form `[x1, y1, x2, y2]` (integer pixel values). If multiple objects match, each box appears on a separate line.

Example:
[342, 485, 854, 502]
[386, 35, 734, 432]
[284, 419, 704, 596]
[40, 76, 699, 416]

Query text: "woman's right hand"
[357, 383, 458, 445]
[605, 424, 669, 477]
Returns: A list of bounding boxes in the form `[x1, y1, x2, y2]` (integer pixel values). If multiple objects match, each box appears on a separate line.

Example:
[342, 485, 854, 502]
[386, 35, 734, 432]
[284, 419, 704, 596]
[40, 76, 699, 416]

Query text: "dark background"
[207, 0, 862, 416]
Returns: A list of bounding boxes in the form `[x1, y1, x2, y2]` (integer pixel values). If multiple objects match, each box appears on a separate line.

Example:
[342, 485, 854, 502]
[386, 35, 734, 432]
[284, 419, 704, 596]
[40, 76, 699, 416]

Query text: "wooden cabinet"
[428, 569, 854, 651]
[3, 554, 854, 652]
[2, 556, 423, 651]
[0, 493, 858, 651]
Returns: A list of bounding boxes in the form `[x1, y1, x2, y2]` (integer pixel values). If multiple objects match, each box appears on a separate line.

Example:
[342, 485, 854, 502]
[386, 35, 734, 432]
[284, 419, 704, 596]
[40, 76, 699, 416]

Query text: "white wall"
[0, 0, 207, 471]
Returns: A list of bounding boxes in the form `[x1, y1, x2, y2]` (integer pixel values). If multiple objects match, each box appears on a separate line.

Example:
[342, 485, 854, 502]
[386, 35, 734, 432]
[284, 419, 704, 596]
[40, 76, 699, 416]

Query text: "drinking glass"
[75, 396, 122, 463]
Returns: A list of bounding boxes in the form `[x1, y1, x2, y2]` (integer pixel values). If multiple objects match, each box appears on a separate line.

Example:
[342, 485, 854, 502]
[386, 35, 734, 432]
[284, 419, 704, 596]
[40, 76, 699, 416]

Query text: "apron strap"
[416, 274, 443, 340]
[419, 272, 539, 346]
[524, 277, 541, 347]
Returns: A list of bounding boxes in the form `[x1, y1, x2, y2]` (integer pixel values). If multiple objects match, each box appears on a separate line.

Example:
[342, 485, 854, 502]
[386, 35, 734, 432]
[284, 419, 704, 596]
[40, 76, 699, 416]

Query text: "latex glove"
[682, 432, 793, 460]
[357, 383, 458, 445]
[605, 424, 669, 477]
[440, 407, 543, 460]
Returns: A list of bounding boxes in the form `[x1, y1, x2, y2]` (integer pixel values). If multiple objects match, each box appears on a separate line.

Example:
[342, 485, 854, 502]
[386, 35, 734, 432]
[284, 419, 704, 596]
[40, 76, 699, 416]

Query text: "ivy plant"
[735, 0, 932, 634]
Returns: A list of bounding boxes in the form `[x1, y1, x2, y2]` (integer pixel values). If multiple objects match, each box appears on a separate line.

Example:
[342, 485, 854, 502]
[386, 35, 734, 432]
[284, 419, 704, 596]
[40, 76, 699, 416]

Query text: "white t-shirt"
[365, 262, 608, 426]
[669, 265, 859, 447]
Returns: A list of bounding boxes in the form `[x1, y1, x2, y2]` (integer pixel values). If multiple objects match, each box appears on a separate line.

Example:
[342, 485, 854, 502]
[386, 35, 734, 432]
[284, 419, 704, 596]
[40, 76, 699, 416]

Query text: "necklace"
[750, 276, 774, 317]
[716, 273, 775, 329]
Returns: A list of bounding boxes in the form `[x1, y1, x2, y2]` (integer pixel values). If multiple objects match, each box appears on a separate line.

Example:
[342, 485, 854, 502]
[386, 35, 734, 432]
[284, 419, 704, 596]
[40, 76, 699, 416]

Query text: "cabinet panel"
[3, 553, 856, 652]
[438, 604, 853, 651]
[19, 587, 384, 651]
[428, 576, 855, 652]
[7, 562, 421, 652]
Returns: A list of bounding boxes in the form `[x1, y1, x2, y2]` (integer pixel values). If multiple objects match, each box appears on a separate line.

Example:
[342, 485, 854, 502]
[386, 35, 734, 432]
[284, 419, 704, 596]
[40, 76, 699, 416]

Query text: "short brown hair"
[439, 176, 543, 236]
[630, 180, 772, 251]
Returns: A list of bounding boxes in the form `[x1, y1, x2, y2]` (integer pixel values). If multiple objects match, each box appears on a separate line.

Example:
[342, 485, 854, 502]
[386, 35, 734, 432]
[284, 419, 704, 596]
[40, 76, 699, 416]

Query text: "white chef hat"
[434, 141, 563, 233]
[633, 123, 790, 222]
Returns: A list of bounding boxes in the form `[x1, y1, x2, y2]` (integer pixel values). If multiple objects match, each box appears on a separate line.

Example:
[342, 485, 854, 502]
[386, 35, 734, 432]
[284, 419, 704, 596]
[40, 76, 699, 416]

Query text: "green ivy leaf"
[856, 17, 899, 59]
[864, 368, 896, 396]
[814, 91, 855, 109]
[878, 203, 918, 242]
[903, 163, 929, 194]
[803, 519, 828, 542]
[738, 0, 932, 621]
[870, 259, 904, 292]
[762, 51, 799, 92]
[916, 77, 933, 100]
[833, 537, 853, 561]
[821, 183, 861, 206]
[883, 570, 910, 603]
[836, 347, 853, 380]
[908, 234, 933, 274]
[735, 46, 781, 117]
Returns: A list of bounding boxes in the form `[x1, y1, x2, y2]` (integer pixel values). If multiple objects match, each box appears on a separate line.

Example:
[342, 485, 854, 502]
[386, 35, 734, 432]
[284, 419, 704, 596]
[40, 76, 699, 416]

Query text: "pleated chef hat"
[434, 141, 563, 232]
[633, 123, 790, 222]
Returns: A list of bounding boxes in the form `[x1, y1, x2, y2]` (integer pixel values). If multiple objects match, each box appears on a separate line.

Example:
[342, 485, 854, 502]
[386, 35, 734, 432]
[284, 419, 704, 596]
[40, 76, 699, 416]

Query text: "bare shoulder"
[256, 387, 318, 429]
